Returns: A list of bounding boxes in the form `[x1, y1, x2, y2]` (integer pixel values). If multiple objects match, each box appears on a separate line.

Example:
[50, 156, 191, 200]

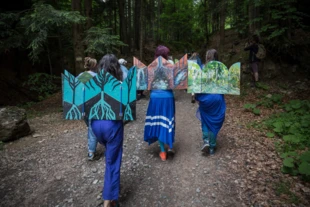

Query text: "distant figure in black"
[244, 35, 260, 87]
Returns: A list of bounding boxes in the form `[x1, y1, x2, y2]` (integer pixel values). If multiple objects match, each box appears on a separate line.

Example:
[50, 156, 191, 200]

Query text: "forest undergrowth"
[1, 71, 309, 206]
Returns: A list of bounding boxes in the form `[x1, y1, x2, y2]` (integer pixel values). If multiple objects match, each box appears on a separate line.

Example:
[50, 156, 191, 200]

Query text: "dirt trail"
[0, 88, 309, 207]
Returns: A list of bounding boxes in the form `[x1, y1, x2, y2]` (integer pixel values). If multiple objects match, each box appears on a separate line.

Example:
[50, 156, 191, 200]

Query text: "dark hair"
[154, 45, 170, 60]
[84, 57, 97, 71]
[97, 54, 123, 81]
[205, 49, 219, 64]
[252, 35, 260, 43]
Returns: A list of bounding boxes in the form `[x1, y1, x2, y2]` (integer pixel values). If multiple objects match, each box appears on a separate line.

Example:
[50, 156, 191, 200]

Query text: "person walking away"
[118, 58, 128, 80]
[144, 45, 176, 161]
[77, 57, 98, 161]
[244, 35, 261, 87]
[91, 54, 125, 207]
[195, 49, 226, 155]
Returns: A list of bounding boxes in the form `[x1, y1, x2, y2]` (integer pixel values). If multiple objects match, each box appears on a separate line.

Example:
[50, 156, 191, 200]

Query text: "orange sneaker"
[159, 152, 167, 161]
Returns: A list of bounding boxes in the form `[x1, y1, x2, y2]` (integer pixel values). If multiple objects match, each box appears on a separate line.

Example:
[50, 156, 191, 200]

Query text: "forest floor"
[0, 76, 310, 207]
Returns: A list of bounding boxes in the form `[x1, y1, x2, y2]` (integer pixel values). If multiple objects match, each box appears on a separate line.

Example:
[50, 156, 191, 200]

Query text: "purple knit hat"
[154, 45, 170, 60]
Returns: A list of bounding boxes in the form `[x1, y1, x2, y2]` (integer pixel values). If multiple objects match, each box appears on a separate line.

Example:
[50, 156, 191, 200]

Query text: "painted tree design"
[137, 66, 147, 90]
[151, 57, 171, 89]
[63, 72, 81, 119]
[89, 70, 121, 120]
[124, 68, 135, 120]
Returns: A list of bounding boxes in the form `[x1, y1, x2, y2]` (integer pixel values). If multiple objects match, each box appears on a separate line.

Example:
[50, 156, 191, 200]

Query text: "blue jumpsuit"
[90, 67, 127, 201]
[91, 120, 124, 200]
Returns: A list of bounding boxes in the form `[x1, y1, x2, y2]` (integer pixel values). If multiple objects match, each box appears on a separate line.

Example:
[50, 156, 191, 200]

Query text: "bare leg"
[254, 72, 259, 82]
[104, 200, 111, 207]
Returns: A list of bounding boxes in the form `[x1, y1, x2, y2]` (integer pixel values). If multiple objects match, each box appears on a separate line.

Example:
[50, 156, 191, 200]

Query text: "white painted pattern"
[145, 115, 175, 133]
[145, 116, 174, 125]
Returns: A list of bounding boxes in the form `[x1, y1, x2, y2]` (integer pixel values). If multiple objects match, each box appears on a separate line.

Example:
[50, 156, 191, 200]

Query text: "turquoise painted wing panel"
[126, 66, 137, 104]
[83, 68, 136, 120]
[62, 70, 84, 120]
[62, 68, 136, 121]
[123, 67, 136, 120]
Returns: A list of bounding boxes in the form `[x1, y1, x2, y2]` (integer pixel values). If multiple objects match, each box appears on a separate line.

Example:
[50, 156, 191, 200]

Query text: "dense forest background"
[0, 0, 309, 105]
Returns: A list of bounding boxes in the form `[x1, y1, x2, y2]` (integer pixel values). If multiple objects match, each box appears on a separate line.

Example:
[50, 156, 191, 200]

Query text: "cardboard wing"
[134, 55, 188, 90]
[62, 67, 136, 120]
[188, 61, 240, 95]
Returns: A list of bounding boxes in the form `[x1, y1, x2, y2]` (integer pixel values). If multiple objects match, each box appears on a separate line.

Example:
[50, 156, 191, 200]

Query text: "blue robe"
[195, 94, 226, 137]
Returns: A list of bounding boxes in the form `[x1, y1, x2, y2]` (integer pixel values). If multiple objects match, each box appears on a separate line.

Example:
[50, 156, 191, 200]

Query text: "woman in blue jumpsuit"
[195, 49, 226, 155]
[91, 54, 124, 207]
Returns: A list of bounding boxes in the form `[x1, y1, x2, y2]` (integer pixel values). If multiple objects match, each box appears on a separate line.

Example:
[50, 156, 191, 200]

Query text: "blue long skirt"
[144, 97, 175, 149]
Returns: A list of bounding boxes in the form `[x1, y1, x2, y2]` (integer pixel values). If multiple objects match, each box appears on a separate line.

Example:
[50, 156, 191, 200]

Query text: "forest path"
[0, 87, 309, 206]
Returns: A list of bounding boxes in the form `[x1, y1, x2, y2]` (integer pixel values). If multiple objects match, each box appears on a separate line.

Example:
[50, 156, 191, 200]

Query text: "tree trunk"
[204, 0, 209, 41]
[151, 0, 155, 39]
[255, 3, 260, 33]
[128, 0, 132, 52]
[84, 0, 92, 30]
[134, 0, 141, 50]
[157, 0, 161, 43]
[84, 0, 93, 56]
[46, 45, 53, 75]
[72, 0, 84, 75]
[248, 0, 254, 34]
[118, 0, 128, 54]
[139, 0, 144, 60]
[287, 18, 292, 39]
[220, 0, 226, 52]
[114, 1, 117, 35]
[58, 36, 64, 72]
